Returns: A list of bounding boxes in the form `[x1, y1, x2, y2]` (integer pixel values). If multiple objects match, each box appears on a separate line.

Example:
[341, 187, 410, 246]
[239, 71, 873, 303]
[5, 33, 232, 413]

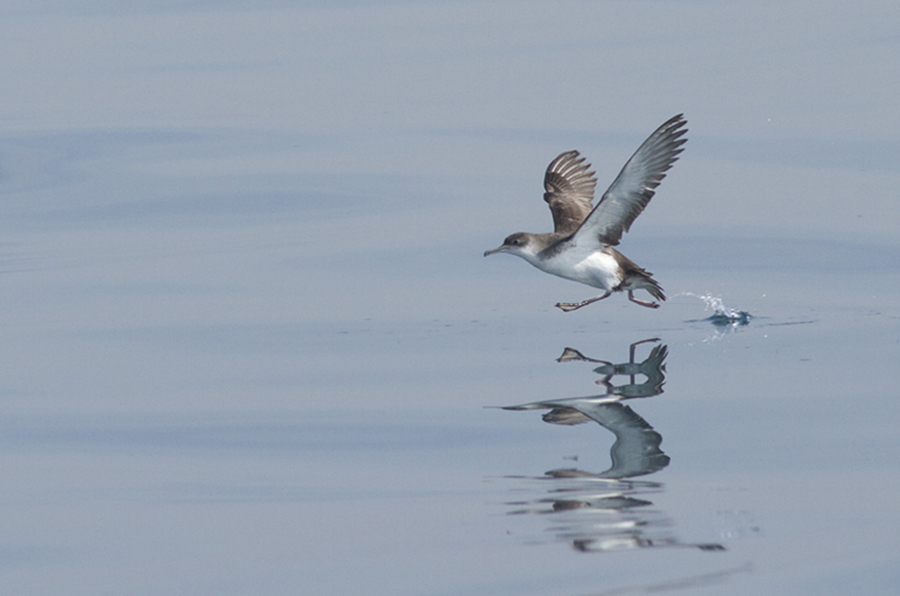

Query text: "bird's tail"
[615, 249, 666, 302]
[631, 269, 666, 302]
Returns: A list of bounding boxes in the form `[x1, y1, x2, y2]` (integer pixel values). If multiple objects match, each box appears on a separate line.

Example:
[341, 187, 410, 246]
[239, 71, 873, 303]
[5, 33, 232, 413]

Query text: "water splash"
[679, 293, 752, 327]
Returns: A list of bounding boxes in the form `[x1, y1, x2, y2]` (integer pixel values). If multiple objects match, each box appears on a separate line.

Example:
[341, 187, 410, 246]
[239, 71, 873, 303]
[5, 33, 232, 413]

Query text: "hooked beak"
[483, 246, 506, 257]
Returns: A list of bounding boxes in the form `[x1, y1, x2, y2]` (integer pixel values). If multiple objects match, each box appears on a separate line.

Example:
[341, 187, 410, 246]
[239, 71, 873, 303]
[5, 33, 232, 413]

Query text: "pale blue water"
[1, 2, 899, 595]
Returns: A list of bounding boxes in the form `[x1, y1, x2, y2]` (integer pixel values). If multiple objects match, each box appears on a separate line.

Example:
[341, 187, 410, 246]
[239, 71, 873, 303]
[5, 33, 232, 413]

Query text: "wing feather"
[573, 114, 687, 246]
[543, 150, 598, 235]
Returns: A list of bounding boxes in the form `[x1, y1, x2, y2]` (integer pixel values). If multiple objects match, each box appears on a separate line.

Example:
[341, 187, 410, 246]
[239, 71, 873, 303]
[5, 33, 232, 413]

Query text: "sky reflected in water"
[1, 1, 899, 595]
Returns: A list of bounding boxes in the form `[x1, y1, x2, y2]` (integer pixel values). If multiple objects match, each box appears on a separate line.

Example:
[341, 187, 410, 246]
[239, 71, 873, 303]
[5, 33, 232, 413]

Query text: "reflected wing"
[579, 402, 669, 479]
[502, 396, 669, 479]
[574, 115, 687, 246]
[543, 150, 597, 235]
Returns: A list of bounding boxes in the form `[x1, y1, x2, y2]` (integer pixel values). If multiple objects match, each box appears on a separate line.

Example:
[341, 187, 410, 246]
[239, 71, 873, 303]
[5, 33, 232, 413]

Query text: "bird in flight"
[484, 114, 687, 311]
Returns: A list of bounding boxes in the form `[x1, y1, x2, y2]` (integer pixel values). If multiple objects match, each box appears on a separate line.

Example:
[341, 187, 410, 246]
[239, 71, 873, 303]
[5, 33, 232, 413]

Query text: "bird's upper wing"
[543, 150, 598, 235]
[573, 114, 687, 246]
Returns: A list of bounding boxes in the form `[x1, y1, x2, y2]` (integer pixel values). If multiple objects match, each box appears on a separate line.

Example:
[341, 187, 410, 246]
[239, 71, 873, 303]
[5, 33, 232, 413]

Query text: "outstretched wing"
[501, 397, 670, 479]
[574, 114, 687, 246]
[543, 150, 597, 235]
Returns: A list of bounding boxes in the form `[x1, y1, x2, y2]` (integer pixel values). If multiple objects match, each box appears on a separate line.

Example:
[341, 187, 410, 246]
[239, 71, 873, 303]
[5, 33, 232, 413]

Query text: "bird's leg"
[630, 338, 661, 351]
[628, 338, 659, 383]
[556, 292, 611, 312]
[628, 340, 654, 383]
[628, 291, 659, 309]
[593, 378, 613, 396]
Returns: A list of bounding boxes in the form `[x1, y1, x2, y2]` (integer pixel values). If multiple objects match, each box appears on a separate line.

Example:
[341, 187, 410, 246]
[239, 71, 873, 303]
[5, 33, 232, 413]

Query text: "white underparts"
[524, 247, 622, 292]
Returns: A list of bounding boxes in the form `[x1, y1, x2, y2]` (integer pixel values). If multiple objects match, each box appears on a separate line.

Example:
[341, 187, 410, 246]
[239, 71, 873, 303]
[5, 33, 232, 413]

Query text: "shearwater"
[484, 114, 687, 312]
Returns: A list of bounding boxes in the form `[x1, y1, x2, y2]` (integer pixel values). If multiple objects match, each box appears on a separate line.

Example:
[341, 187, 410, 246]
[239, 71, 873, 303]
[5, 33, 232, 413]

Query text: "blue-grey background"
[0, 1, 898, 594]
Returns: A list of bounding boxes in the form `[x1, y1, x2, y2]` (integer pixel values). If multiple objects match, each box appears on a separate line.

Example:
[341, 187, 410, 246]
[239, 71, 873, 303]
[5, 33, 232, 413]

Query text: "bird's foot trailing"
[628, 291, 660, 309]
[556, 291, 612, 312]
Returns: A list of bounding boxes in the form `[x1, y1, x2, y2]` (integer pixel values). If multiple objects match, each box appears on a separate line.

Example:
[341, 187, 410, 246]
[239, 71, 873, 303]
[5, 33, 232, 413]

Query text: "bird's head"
[484, 232, 538, 260]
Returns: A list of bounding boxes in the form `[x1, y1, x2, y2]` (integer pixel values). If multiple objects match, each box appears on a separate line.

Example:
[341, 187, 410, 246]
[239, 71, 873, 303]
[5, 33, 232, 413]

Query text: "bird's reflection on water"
[501, 339, 724, 554]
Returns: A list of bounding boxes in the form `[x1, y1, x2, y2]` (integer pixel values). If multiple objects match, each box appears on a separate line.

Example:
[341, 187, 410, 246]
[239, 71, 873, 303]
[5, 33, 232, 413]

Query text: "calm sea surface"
[1, 2, 899, 595]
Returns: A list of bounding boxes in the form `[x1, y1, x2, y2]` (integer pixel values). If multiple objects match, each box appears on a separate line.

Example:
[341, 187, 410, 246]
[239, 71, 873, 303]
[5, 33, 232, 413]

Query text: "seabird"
[484, 114, 687, 311]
